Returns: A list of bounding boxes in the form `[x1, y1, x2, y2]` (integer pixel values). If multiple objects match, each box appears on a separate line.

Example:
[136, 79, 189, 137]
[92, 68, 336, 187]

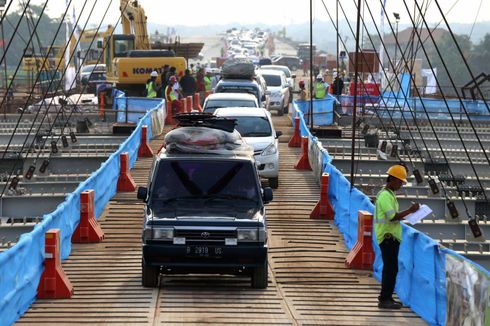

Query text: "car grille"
[174, 229, 237, 241]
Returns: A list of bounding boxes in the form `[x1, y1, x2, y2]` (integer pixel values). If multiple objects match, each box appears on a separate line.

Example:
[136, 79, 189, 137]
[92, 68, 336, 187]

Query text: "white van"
[214, 107, 282, 188]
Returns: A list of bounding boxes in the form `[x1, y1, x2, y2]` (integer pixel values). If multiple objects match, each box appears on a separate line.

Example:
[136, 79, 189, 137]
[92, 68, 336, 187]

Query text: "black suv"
[138, 115, 273, 289]
[272, 55, 301, 71]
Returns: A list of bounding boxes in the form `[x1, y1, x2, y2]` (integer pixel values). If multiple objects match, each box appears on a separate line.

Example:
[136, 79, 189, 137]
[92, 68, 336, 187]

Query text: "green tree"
[469, 33, 490, 75]
[427, 33, 472, 97]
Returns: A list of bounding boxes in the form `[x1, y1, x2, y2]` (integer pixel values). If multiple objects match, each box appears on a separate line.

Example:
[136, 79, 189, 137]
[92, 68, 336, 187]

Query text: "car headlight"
[261, 143, 277, 156]
[152, 227, 173, 240]
[237, 228, 258, 241]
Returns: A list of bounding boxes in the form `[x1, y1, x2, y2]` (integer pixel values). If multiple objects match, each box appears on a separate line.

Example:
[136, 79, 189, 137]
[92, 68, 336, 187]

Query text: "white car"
[203, 93, 259, 114]
[257, 69, 290, 116]
[214, 107, 282, 188]
[260, 64, 296, 103]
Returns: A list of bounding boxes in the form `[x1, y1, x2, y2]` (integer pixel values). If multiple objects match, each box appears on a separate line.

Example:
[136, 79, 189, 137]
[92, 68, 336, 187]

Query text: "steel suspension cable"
[433, 0, 490, 114]
[379, 0, 472, 216]
[406, 0, 489, 200]
[320, 0, 421, 180]
[0, 0, 87, 197]
[0, 0, 32, 66]
[0, 0, 51, 158]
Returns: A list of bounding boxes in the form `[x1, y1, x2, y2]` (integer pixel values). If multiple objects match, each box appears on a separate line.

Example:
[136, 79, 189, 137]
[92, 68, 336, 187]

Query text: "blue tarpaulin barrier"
[113, 96, 164, 124]
[0, 98, 163, 326]
[291, 101, 489, 326]
[293, 96, 335, 126]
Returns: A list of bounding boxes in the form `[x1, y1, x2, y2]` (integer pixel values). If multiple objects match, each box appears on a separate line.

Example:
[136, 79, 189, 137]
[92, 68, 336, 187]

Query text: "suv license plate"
[186, 246, 223, 258]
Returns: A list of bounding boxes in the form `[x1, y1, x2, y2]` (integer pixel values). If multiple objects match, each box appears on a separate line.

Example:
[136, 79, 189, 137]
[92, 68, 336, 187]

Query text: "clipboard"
[405, 204, 432, 225]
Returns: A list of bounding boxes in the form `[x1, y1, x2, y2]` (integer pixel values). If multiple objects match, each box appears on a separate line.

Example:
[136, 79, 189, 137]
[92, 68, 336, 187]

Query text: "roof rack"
[175, 113, 236, 133]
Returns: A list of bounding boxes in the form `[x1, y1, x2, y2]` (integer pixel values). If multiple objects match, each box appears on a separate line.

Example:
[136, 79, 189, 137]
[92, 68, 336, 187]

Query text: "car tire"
[268, 177, 279, 189]
[251, 259, 268, 289]
[277, 107, 284, 116]
[142, 260, 159, 288]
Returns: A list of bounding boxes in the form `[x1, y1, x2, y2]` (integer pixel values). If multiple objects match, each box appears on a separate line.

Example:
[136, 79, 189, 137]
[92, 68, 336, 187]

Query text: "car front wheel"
[251, 259, 268, 289]
[268, 177, 279, 189]
[142, 260, 160, 288]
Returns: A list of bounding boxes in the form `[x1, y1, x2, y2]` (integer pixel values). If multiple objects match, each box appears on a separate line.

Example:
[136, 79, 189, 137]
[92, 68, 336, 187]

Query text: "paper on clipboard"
[405, 204, 432, 225]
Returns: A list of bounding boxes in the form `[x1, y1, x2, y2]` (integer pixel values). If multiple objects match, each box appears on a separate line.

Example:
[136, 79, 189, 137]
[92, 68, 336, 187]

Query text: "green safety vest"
[374, 188, 402, 244]
[204, 76, 212, 91]
[165, 85, 177, 101]
[315, 82, 326, 99]
[146, 81, 157, 98]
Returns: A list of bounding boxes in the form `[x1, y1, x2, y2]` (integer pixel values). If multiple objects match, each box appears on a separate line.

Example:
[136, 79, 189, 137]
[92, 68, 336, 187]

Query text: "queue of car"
[138, 28, 294, 289]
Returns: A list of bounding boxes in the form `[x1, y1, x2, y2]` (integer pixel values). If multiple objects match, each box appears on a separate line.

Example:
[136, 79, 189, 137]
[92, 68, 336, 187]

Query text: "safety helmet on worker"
[386, 164, 408, 183]
[316, 74, 323, 80]
[299, 80, 305, 87]
[150, 70, 158, 78]
[169, 75, 177, 83]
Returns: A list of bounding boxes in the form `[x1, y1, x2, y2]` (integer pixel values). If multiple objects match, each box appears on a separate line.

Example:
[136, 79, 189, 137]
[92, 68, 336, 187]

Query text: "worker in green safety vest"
[314, 74, 328, 99]
[204, 70, 212, 92]
[146, 71, 159, 98]
[374, 164, 420, 310]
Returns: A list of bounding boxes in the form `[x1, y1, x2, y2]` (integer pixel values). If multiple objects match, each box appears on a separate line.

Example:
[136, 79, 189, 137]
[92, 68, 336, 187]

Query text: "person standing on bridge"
[165, 76, 183, 114]
[375, 164, 420, 309]
[146, 71, 160, 98]
[298, 80, 308, 101]
[314, 74, 329, 100]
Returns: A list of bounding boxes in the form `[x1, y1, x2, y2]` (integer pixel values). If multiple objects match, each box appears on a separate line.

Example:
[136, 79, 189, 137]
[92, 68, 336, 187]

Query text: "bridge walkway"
[17, 116, 424, 325]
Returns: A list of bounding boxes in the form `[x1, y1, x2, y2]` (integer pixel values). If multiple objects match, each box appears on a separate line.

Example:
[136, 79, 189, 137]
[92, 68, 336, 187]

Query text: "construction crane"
[103, 0, 187, 96]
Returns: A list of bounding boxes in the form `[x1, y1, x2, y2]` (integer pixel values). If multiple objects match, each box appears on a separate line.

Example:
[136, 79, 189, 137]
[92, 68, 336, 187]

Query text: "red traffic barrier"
[38, 229, 74, 298]
[288, 116, 301, 147]
[138, 125, 153, 158]
[186, 95, 193, 112]
[179, 98, 187, 114]
[310, 173, 334, 220]
[345, 210, 375, 270]
[294, 136, 312, 170]
[72, 190, 105, 243]
[165, 101, 176, 125]
[117, 152, 137, 192]
[193, 93, 202, 112]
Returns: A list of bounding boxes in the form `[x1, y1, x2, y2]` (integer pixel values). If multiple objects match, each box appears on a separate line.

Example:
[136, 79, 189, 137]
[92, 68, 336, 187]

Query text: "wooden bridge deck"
[17, 115, 425, 325]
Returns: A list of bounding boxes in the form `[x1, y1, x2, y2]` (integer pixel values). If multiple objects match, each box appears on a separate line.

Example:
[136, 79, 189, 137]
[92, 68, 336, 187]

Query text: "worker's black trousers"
[379, 237, 400, 301]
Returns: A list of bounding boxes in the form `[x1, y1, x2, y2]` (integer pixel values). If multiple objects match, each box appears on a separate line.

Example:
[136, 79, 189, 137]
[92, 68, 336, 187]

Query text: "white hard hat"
[316, 74, 323, 80]
[150, 71, 158, 77]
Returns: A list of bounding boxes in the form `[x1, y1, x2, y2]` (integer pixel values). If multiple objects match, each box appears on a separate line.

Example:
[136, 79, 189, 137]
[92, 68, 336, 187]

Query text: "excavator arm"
[120, 0, 150, 50]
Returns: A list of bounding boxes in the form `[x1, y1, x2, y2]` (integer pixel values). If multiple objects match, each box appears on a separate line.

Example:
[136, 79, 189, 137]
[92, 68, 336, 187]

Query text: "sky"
[29, 0, 490, 29]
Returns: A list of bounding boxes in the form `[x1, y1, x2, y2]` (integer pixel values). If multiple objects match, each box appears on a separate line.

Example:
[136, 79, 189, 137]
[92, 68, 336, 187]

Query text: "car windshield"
[217, 86, 259, 99]
[204, 100, 257, 113]
[262, 74, 281, 87]
[150, 160, 260, 211]
[230, 116, 272, 137]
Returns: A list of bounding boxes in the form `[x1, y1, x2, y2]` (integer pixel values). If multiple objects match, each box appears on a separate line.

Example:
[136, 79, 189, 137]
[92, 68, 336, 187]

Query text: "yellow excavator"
[22, 25, 115, 76]
[102, 0, 187, 96]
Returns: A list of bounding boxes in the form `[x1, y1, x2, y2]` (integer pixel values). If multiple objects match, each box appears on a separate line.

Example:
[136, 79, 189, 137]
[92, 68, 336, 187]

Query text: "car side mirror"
[262, 187, 273, 204]
[137, 186, 148, 201]
[292, 74, 296, 79]
[275, 130, 283, 138]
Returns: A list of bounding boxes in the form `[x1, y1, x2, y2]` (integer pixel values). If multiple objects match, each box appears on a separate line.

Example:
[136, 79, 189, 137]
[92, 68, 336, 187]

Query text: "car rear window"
[262, 74, 281, 87]
[204, 100, 257, 113]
